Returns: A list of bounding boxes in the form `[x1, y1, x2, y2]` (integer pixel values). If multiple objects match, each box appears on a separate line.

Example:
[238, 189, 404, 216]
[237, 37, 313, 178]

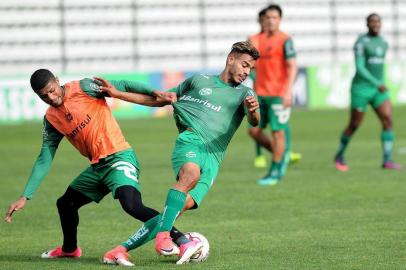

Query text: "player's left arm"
[244, 90, 260, 126]
[283, 38, 298, 107]
[93, 77, 176, 106]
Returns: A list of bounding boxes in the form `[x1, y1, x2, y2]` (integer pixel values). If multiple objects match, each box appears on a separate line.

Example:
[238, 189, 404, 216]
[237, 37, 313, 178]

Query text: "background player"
[4, 69, 188, 265]
[100, 41, 260, 265]
[334, 13, 401, 171]
[249, 4, 298, 186]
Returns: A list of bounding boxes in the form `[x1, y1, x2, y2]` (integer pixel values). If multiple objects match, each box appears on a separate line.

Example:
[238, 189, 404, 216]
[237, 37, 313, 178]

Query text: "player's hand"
[378, 85, 387, 93]
[5, 197, 27, 223]
[153, 91, 177, 104]
[244, 96, 259, 113]
[282, 93, 293, 107]
[94, 77, 121, 98]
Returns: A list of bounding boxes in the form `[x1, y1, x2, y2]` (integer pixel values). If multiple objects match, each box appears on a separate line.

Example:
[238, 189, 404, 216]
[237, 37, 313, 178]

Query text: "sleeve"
[168, 76, 194, 97]
[353, 39, 381, 87]
[80, 78, 156, 98]
[21, 117, 63, 199]
[283, 38, 297, 59]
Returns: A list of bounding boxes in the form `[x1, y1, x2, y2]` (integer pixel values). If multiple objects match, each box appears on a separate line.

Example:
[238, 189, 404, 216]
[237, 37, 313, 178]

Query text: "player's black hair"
[266, 4, 283, 17]
[230, 41, 260, 60]
[30, 69, 56, 91]
[366, 13, 380, 23]
[258, 7, 267, 19]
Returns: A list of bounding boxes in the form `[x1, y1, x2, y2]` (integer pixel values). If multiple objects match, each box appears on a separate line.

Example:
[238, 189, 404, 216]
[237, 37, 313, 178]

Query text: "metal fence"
[0, 0, 405, 74]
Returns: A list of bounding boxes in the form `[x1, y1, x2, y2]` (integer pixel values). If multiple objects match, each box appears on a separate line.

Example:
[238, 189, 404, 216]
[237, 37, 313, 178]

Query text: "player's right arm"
[354, 37, 384, 89]
[94, 77, 176, 106]
[5, 118, 63, 223]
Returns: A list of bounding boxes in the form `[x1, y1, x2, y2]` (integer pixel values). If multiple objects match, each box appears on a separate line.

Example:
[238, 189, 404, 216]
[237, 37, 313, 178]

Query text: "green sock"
[158, 189, 187, 232]
[335, 134, 352, 159]
[279, 150, 290, 178]
[268, 161, 282, 178]
[381, 130, 394, 163]
[256, 142, 262, 156]
[122, 214, 161, 251]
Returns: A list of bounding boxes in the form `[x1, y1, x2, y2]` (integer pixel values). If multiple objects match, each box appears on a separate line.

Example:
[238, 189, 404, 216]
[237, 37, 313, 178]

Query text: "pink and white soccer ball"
[185, 232, 210, 262]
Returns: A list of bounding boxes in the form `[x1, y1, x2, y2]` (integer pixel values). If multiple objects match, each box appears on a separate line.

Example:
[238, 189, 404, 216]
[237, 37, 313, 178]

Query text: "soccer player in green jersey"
[100, 41, 260, 265]
[334, 13, 401, 171]
[4, 69, 189, 266]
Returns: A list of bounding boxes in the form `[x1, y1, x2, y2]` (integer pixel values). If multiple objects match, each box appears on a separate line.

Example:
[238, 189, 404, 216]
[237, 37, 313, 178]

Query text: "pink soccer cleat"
[335, 158, 349, 172]
[41, 246, 82, 259]
[176, 240, 203, 265]
[103, 245, 134, 267]
[155, 231, 180, 256]
[382, 161, 402, 170]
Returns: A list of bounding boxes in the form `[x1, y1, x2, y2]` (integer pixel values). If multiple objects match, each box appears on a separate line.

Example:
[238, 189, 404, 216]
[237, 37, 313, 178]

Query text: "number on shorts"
[271, 104, 291, 124]
[111, 161, 138, 182]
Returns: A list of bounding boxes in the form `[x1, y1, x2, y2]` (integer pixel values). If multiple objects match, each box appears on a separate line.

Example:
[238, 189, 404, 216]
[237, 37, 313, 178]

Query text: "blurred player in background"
[101, 41, 260, 265]
[249, 4, 299, 186]
[248, 6, 302, 170]
[4, 69, 189, 265]
[334, 13, 401, 171]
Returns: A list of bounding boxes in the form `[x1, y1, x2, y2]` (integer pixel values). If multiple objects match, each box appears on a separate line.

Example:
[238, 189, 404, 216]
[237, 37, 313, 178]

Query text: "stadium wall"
[1, 64, 406, 124]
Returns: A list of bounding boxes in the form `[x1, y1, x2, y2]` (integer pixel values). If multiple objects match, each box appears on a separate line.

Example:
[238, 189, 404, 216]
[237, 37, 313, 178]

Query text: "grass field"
[1, 107, 406, 270]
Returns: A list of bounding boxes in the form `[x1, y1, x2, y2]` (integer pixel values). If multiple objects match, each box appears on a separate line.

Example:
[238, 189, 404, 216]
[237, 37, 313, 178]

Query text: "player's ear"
[227, 54, 235, 65]
[55, 76, 60, 85]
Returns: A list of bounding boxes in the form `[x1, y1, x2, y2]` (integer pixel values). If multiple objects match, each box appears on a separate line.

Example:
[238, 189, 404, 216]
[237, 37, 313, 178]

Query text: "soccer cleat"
[103, 245, 134, 267]
[382, 161, 402, 170]
[41, 246, 82, 259]
[155, 231, 180, 256]
[257, 175, 280, 186]
[176, 240, 203, 265]
[254, 155, 267, 168]
[335, 158, 349, 172]
[290, 152, 302, 163]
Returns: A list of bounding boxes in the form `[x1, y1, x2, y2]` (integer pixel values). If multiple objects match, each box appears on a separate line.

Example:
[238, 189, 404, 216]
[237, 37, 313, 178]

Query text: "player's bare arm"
[245, 96, 260, 126]
[95, 77, 176, 106]
[283, 58, 298, 107]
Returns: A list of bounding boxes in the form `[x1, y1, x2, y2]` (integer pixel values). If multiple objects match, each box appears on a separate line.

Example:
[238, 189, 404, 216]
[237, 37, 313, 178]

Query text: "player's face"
[36, 79, 64, 107]
[228, 53, 255, 85]
[265, 9, 281, 33]
[367, 15, 381, 35]
[259, 15, 268, 32]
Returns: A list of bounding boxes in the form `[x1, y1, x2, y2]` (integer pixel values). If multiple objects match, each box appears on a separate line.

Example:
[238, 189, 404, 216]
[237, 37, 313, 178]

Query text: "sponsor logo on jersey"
[186, 151, 197, 158]
[179, 95, 222, 112]
[199, 88, 212, 96]
[67, 114, 91, 138]
[368, 57, 384, 64]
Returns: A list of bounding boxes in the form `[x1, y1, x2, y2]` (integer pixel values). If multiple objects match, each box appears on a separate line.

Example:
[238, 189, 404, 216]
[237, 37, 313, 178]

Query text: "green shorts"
[171, 130, 220, 208]
[351, 85, 389, 112]
[258, 96, 291, 131]
[69, 149, 141, 203]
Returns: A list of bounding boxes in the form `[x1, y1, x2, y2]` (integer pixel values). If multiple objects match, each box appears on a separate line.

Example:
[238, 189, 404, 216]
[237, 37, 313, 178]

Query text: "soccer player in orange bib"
[249, 4, 299, 186]
[4, 69, 190, 265]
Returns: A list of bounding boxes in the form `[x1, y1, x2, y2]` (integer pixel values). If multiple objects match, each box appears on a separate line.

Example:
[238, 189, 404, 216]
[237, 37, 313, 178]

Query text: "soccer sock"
[279, 150, 290, 178]
[335, 134, 352, 159]
[122, 214, 161, 251]
[381, 130, 394, 163]
[170, 228, 190, 245]
[268, 161, 282, 178]
[255, 142, 262, 156]
[158, 188, 187, 232]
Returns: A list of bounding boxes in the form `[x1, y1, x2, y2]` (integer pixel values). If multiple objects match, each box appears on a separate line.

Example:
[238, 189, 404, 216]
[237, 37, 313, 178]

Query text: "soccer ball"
[185, 232, 210, 262]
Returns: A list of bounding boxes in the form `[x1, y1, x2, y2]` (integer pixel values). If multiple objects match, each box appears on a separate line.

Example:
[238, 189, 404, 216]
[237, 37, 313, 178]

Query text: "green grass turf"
[1, 107, 406, 270]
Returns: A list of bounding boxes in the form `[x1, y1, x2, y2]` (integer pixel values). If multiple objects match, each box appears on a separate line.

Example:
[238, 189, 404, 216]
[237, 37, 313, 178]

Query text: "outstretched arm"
[5, 118, 62, 223]
[95, 77, 176, 106]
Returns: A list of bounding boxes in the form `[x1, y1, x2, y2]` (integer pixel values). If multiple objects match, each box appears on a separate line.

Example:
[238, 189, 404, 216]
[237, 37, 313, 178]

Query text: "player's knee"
[248, 127, 260, 138]
[121, 201, 144, 219]
[56, 195, 71, 212]
[177, 168, 200, 192]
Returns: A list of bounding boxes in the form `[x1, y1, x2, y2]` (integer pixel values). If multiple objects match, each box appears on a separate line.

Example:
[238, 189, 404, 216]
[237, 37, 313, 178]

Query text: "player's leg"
[334, 108, 365, 171]
[373, 97, 401, 169]
[258, 97, 290, 185]
[41, 186, 92, 259]
[248, 96, 272, 168]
